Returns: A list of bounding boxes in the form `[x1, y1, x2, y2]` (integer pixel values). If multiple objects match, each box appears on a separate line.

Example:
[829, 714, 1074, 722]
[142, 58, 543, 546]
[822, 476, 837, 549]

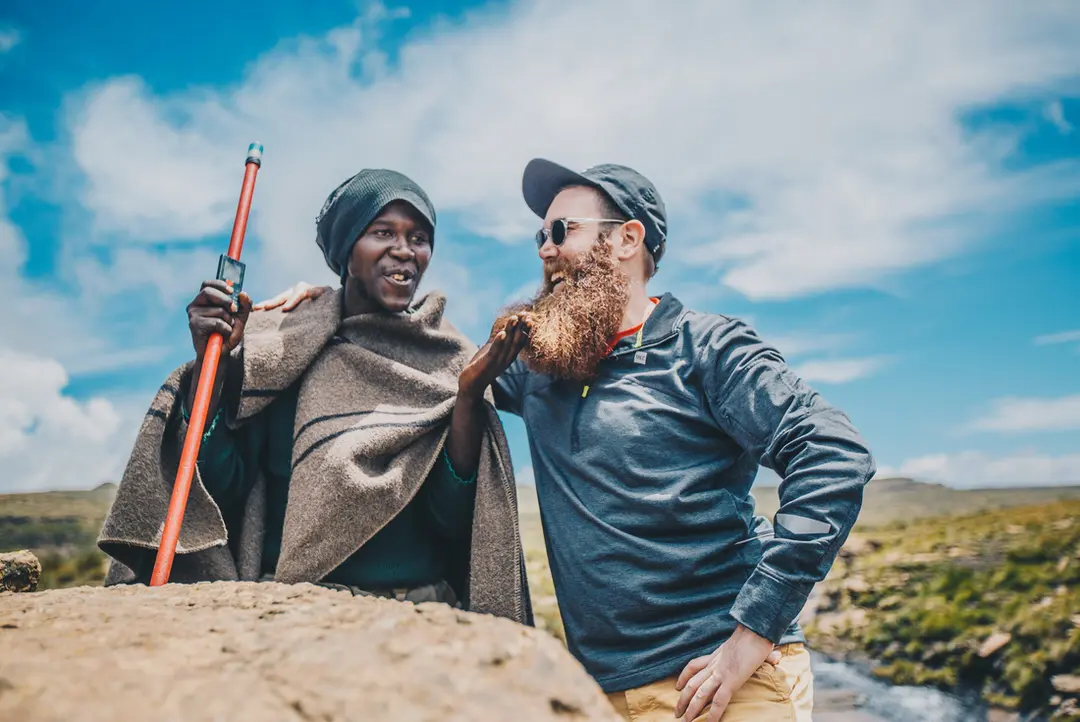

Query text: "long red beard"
[496, 241, 629, 381]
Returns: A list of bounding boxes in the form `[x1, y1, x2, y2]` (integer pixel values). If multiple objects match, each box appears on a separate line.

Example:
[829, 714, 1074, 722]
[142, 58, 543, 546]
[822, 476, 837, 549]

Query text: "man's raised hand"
[459, 314, 531, 401]
[187, 279, 252, 363]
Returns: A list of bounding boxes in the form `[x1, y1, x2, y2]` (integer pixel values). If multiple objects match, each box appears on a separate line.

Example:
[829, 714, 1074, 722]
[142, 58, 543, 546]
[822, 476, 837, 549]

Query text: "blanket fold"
[99, 289, 529, 624]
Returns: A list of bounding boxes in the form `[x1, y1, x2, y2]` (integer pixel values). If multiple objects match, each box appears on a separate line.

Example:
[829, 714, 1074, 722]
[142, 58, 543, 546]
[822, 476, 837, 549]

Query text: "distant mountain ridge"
[516, 476, 1080, 531]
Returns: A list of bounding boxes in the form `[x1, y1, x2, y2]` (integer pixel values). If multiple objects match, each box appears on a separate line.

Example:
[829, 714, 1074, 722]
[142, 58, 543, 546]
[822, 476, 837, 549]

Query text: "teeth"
[392, 273, 407, 281]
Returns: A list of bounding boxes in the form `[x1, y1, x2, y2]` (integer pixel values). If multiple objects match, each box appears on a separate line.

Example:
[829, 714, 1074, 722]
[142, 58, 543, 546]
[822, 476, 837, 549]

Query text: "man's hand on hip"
[673, 625, 780, 721]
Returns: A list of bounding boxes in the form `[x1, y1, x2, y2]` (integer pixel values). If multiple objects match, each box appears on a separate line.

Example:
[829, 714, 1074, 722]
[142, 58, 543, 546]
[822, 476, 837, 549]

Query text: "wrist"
[456, 383, 484, 406]
[732, 623, 772, 649]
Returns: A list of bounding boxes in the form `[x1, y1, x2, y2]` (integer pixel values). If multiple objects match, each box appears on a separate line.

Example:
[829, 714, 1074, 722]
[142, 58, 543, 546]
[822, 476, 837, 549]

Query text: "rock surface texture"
[0, 550, 41, 593]
[0, 581, 620, 722]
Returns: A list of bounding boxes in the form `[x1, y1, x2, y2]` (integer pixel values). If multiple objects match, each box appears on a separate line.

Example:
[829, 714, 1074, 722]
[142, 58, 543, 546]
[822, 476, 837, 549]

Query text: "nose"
[538, 238, 559, 262]
[388, 235, 414, 261]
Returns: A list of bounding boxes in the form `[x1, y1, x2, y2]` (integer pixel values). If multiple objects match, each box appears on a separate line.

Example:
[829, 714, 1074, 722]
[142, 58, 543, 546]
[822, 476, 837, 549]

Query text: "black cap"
[522, 158, 667, 267]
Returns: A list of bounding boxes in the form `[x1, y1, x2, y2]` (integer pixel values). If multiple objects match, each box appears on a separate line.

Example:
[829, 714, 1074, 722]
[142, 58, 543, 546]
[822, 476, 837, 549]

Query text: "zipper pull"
[581, 385, 590, 398]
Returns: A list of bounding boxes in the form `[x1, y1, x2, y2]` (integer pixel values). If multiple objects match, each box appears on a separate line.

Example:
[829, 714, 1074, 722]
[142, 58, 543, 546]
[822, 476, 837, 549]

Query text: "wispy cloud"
[0, 28, 21, 55]
[1034, 328, 1080, 346]
[65, 345, 175, 376]
[768, 333, 854, 359]
[793, 356, 889, 384]
[1045, 100, 1074, 134]
[63, 1, 1080, 303]
[877, 450, 1080, 489]
[967, 394, 1080, 433]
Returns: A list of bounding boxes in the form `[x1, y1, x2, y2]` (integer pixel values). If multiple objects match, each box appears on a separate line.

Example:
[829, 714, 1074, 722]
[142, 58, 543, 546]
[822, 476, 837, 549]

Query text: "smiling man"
[254, 160, 876, 721]
[99, 169, 531, 626]
[482, 159, 876, 721]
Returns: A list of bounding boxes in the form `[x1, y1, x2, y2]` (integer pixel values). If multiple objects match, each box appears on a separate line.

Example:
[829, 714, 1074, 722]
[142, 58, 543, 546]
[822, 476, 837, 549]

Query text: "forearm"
[731, 407, 875, 641]
[444, 387, 487, 480]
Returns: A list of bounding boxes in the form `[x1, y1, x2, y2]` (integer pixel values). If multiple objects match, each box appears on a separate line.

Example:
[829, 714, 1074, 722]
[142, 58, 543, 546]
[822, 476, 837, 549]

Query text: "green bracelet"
[442, 448, 476, 485]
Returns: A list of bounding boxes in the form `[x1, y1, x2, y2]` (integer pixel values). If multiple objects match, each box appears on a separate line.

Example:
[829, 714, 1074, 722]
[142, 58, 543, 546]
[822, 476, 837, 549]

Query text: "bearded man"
[484, 159, 876, 722]
[260, 160, 876, 721]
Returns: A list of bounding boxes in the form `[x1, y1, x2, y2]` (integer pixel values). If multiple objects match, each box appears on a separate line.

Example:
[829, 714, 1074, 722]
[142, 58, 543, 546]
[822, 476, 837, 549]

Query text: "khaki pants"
[606, 643, 814, 722]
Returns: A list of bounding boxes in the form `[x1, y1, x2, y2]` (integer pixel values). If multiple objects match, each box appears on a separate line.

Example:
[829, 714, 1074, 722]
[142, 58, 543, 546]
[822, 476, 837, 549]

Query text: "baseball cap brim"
[522, 158, 604, 219]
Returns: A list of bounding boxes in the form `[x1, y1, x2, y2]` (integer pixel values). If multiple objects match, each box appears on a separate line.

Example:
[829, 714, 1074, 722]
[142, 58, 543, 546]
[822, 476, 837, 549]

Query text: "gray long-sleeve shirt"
[494, 292, 875, 692]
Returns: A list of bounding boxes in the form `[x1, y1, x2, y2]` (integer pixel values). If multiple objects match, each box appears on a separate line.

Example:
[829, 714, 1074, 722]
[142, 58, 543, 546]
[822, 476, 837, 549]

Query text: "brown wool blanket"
[98, 290, 530, 624]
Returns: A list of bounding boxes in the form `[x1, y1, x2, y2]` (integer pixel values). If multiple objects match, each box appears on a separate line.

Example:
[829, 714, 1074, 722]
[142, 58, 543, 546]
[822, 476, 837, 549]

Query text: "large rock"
[0, 550, 41, 592]
[0, 582, 619, 722]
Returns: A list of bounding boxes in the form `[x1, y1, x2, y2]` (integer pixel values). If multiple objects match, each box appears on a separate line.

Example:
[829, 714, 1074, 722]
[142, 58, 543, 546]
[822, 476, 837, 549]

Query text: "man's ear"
[615, 219, 647, 262]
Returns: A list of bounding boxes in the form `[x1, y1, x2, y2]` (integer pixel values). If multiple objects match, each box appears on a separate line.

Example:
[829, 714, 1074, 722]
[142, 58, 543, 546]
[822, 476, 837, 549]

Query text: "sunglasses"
[534, 217, 625, 249]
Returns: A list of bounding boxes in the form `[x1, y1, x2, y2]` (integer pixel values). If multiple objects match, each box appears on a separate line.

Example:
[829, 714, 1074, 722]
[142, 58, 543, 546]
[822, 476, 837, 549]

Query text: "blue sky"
[0, 0, 1078, 492]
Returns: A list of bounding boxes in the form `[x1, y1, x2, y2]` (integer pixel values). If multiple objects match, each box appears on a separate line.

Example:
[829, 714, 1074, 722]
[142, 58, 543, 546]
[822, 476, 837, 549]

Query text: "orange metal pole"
[149, 143, 263, 586]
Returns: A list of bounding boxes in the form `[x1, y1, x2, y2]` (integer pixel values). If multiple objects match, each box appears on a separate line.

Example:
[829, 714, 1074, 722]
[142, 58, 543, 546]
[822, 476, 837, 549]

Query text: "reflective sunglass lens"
[552, 219, 567, 246]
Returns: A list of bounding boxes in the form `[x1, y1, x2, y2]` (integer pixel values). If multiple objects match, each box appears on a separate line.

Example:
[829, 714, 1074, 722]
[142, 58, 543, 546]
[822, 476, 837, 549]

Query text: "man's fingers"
[200, 279, 231, 294]
[766, 648, 782, 666]
[675, 666, 713, 717]
[508, 325, 529, 358]
[499, 318, 524, 364]
[703, 686, 734, 722]
[195, 285, 237, 310]
[252, 287, 292, 311]
[675, 655, 712, 691]
[197, 317, 233, 340]
[282, 283, 310, 311]
[680, 670, 722, 722]
[192, 306, 235, 324]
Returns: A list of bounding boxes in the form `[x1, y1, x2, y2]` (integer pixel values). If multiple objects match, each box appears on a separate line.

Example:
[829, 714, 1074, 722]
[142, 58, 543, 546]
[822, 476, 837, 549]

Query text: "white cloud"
[0, 117, 160, 492]
[0, 115, 137, 367]
[1035, 328, 1080, 346]
[62, 0, 1080, 303]
[879, 450, 1080, 489]
[0, 28, 20, 54]
[1045, 99, 1074, 134]
[68, 78, 239, 242]
[968, 394, 1080, 433]
[0, 349, 136, 492]
[793, 356, 889, 384]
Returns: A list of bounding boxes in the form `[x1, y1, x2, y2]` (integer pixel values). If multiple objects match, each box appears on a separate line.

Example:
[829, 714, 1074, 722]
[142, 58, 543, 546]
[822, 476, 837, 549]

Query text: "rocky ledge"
[0, 581, 619, 722]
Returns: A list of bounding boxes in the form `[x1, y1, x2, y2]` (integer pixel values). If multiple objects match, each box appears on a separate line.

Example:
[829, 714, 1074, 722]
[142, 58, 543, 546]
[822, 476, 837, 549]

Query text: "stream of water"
[811, 652, 1016, 722]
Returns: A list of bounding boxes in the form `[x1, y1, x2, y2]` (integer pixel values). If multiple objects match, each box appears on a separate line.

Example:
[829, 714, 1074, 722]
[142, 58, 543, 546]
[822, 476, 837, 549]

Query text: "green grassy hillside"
[806, 500, 1080, 720]
[0, 483, 116, 588]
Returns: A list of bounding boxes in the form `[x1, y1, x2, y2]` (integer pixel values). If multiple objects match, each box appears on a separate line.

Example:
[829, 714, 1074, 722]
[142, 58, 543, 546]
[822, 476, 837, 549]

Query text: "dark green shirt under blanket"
[191, 382, 476, 589]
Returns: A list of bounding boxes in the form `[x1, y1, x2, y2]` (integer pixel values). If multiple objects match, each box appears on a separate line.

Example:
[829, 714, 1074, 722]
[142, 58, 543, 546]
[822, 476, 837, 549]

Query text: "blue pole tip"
[245, 142, 264, 165]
